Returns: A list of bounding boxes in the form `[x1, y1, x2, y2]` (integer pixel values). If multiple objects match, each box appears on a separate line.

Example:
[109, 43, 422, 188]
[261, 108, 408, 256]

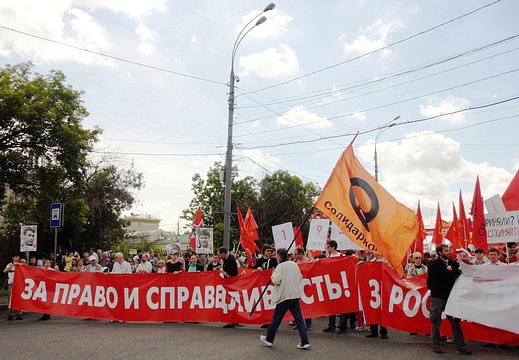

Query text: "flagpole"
[248, 205, 315, 316]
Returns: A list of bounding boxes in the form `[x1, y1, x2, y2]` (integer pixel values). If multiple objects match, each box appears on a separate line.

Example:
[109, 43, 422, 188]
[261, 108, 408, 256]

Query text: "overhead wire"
[235, 95, 519, 150]
[235, 67, 519, 137]
[0, 24, 226, 86]
[240, 0, 503, 95]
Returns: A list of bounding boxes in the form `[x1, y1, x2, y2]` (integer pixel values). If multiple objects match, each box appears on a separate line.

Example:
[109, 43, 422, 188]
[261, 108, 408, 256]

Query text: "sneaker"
[336, 328, 347, 334]
[456, 348, 472, 355]
[260, 335, 273, 347]
[322, 327, 335, 333]
[15, 316, 23, 321]
[260, 323, 269, 329]
[366, 333, 378, 338]
[7, 315, 13, 321]
[297, 343, 311, 350]
[37, 314, 50, 321]
[380, 334, 388, 339]
[223, 323, 236, 328]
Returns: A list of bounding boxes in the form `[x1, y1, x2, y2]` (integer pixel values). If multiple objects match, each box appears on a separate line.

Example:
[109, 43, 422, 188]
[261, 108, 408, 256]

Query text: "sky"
[1, 0, 518, 231]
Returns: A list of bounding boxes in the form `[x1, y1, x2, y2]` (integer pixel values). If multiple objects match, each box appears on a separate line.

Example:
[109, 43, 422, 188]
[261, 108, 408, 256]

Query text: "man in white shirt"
[484, 247, 503, 266]
[4, 255, 23, 320]
[260, 248, 310, 350]
[136, 253, 152, 273]
[111, 252, 132, 274]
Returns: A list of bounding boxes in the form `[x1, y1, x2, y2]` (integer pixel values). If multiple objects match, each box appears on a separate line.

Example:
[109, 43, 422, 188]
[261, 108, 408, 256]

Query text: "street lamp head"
[256, 16, 267, 26]
[263, 3, 276, 12]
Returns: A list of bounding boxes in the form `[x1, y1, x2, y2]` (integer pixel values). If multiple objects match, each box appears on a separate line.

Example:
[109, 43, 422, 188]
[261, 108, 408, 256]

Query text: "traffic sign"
[50, 202, 64, 228]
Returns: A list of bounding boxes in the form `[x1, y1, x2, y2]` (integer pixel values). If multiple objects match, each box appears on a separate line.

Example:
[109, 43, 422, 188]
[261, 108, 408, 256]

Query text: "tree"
[182, 162, 258, 249]
[183, 166, 319, 250]
[257, 170, 319, 243]
[0, 63, 142, 266]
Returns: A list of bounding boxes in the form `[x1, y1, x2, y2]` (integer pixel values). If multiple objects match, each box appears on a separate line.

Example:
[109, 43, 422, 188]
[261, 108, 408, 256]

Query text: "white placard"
[272, 222, 294, 250]
[306, 219, 330, 250]
[20, 225, 37, 252]
[484, 194, 506, 214]
[195, 228, 213, 254]
[484, 210, 519, 244]
[330, 222, 364, 250]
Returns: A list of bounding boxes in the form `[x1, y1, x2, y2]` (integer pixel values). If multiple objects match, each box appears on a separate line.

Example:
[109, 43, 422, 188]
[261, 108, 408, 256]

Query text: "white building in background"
[125, 214, 160, 233]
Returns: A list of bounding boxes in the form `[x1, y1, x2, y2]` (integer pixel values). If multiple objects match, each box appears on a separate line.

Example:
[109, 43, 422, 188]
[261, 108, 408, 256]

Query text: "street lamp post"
[223, 3, 275, 250]
[374, 116, 400, 182]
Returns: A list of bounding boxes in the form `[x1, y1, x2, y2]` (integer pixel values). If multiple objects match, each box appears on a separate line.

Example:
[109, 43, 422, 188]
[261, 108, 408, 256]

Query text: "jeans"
[328, 314, 347, 330]
[430, 297, 465, 349]
[266, 298, 309, 345]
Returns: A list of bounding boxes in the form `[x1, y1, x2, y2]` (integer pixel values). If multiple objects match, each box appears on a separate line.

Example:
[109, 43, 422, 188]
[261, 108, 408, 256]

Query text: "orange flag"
[432, 203, 443, 246]
[315, 145, 418, 277]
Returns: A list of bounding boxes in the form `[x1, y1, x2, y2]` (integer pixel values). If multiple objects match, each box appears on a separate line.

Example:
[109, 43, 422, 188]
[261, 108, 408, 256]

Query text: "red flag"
[237, 207, 257, 268]
[244, 208, 259, 244]
[313, 209, 317, 219]
[502, 170, 519, 211]
[294, 226, 304, 249]
[413, 201, 426, 255]
[432, 203, 443, 246]
[471, 176, 488, 252]
[189, 207, 204, 251]
[446, 204, 460, 254]
[458, 191, 469, 248]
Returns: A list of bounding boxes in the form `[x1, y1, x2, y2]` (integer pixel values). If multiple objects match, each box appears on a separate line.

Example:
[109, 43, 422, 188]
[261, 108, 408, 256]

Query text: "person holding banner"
[37, 260, 56, 321]
[4, 255, 23, 321]
[218, 247, 239, 329]
[322, 241, 348, 334]
[427, 244, 471, 355]
[260, 248, 311, 350]
[484, 247, 503, 266]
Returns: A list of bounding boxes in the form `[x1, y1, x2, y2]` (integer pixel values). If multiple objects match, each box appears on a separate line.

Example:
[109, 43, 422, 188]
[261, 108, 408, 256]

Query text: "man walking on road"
[260, 248, 311, 350]
[427, 244, 471, 355]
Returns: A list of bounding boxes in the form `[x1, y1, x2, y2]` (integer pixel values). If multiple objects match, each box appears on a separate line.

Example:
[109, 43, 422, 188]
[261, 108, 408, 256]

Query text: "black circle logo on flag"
[349, 177, 379, 231]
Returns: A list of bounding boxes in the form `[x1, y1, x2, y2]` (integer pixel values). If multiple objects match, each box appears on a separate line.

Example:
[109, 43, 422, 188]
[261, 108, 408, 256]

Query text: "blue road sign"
[50, 202, 64, 228]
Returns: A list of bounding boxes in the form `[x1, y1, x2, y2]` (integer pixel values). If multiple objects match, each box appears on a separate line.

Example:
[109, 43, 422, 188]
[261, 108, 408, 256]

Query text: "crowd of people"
[3, 240, 518, 353]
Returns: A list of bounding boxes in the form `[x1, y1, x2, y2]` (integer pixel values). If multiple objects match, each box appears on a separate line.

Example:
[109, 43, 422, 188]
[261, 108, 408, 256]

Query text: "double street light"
[223, 3, 275, 249]
[374, 116, 400, 182]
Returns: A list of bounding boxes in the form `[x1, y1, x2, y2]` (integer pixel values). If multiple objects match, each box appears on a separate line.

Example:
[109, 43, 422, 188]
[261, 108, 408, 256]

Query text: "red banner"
[357, 262, 519, 345]
[11, 257, 358, 324]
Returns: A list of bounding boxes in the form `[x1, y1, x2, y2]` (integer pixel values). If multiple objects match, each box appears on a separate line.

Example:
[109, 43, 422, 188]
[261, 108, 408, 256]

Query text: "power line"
[235, 95, 519, 150]
[102, 137, 223, 146]
[236, 43, 519, 122]
[92, 151, 225, 157]
[0, 24, 226, 86]
[241, 0, 503, 95]
[235, 67, 519, 137]
[237, 34, 519, 109]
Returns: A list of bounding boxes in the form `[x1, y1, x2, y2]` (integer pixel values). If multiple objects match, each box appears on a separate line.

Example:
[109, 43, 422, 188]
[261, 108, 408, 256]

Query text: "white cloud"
[0, 0, 166, 65]
[74, 0, 166, 18]
[236, 9, 293, 40]
[340, 18, 403, 59]
[357, 131, 513, 226]
[513, 159, 519, 172]
[352, 111, 367, 122]
[239, 44, 299, 78]
[419, 96, 471, 124]
[239, 149, 281, 175]
[135, 23, 157, 55]
[277, 105, 332, 129]
[191, 34, 198, 44]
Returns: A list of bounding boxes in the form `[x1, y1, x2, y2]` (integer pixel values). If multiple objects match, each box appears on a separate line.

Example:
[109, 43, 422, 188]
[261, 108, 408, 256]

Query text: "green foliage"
[0, 63, 142, 266]
[183, 165, 319, 249]
[111, 239, 162, 260]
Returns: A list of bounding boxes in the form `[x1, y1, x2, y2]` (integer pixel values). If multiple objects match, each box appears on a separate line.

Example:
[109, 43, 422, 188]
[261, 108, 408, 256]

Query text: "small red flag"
[446, 203, 460, 254]
[413, 201, 426, 255]
[294, 226, 304, 249]
[432, 203, 443, 246]
[471, 176, 488, 252]
[502, 170, 519, 211]
[244, 208, 259, 244]
[458, 191, 469, 248]
[189, 207, 204, 251]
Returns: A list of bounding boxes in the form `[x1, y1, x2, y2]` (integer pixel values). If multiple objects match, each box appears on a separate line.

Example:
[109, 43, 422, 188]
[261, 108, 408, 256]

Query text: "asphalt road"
[1, 312, 517, 360]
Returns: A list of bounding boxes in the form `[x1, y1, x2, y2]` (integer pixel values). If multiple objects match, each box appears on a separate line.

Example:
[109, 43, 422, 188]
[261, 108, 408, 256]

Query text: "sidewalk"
[0, 295, 8, 310]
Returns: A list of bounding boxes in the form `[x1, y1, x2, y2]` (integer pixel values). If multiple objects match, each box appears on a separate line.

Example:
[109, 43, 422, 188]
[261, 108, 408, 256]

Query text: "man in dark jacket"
[427, 244, 471, 355]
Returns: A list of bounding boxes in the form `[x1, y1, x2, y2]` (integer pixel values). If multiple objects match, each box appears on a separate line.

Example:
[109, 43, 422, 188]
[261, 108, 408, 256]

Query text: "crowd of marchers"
[3, 241, 518, 354]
